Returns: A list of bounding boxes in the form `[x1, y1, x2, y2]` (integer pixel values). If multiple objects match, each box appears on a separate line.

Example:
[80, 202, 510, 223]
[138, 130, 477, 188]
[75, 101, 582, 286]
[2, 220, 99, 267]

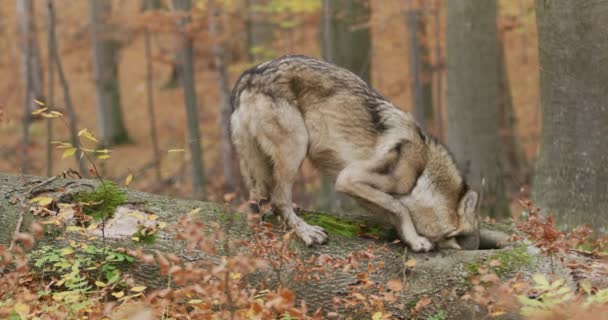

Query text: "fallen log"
[0, 172, 566, 319]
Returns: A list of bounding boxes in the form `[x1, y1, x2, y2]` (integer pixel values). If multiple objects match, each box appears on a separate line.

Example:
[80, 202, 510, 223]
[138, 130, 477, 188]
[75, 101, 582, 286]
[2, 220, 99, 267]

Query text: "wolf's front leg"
[335, 164, 433, 252]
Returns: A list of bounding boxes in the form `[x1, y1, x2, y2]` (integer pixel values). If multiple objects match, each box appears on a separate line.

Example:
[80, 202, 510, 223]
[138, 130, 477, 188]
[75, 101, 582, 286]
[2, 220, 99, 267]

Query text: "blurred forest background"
[1, 0, 605, 229]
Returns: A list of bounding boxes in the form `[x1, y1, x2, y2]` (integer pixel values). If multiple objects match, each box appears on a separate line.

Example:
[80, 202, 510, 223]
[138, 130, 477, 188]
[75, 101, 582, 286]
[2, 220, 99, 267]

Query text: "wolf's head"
[399, 141, 480, 250]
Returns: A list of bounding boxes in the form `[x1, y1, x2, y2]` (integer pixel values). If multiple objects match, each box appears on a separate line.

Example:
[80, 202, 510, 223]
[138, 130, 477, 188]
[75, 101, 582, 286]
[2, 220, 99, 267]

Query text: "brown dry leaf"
[480, 273, 500, 283]
[412, 296, 432, 315]
[406, 259, 417, 268]
[387, 279, 404, 292]
[489, 259, 502, 267]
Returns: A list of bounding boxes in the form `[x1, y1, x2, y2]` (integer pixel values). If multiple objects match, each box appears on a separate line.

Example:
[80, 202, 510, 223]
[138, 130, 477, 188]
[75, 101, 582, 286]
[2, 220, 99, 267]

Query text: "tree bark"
[89, 0, 130, 147]
[209, 0, 238, 193]
[172, 0, 206, 199]
[446, 0, 508, 218]
[0, 172, 562, 319]
[533, 0, 608, 232]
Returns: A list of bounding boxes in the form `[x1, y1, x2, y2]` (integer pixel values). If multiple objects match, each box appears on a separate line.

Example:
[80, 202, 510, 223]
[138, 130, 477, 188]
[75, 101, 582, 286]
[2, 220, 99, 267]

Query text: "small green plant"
[72, 180, 126, 220]
[427, 310, 448, 320]
[131, 224, 157, 244]
[467, 245, 532, 277]
[29, 243, 134, 289]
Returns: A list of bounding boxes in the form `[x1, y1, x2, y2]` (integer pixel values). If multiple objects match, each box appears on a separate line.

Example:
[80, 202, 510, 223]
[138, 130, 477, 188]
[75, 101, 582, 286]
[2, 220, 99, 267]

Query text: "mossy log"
[0, 173, 567, 319]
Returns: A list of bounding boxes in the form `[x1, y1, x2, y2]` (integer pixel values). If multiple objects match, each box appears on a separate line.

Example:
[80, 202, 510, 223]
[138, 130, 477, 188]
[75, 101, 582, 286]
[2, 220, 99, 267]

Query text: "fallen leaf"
[125, 173, 133, 186]
[406, 259, 417, 268]
[387, 279, 404, 292]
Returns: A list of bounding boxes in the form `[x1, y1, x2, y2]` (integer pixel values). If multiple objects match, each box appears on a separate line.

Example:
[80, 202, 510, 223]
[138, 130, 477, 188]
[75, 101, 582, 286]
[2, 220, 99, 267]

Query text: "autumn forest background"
[1, 0, 605, 228]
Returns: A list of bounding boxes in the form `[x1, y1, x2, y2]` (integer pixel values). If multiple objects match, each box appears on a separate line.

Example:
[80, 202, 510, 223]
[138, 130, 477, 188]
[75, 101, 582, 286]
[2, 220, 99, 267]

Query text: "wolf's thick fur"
[230, 55, 479, 251]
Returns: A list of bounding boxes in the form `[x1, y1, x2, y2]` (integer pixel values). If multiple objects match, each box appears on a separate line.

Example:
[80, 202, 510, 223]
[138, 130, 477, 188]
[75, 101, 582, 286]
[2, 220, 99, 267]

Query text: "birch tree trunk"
[533, 0, 608, 232]
[172, 0, 206, 199]
[446, 1, 508, 218]
[89, 0, 130, 147]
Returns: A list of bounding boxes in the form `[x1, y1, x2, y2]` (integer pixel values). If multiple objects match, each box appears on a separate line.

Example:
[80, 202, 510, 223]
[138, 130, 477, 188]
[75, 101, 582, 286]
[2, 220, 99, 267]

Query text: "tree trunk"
[497, 33, 529, 194]
[245, 0, 274, 62]
[46, 0, 55, 177]
[48, 0, 87, 176]
[172, 0, 206, 199]
[143, 0, 162, 183]
[533, 0, 608, 232]
[209, 0, 238, 193]
[324, 0, 371, 83]
[433, 2, 444, 141]
[17, 0, 45, 173]
[89, 0, 130, 147]
[406, 6, 432, 127]
[0, 172, 561, 319]
[318, 0, 371, 211]
[446, 0, 508, 218]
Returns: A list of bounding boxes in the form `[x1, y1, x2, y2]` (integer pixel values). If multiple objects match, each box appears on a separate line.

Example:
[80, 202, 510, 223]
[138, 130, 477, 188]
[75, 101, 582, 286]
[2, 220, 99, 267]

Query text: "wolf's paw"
[295, 223, 328, 246]
[408, 236, 434, 252]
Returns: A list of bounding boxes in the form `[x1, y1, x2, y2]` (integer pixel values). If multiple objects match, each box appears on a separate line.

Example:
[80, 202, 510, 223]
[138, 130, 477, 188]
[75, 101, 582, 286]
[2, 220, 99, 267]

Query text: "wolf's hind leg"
[335, 152, 433, 252]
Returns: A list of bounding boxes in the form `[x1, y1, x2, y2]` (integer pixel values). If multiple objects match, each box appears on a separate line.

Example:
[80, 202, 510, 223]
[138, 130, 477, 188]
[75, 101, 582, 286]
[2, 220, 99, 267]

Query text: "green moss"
[300, 212, 389, 239]
[72, 180, 126, 221]
[467, 245, 532, 277]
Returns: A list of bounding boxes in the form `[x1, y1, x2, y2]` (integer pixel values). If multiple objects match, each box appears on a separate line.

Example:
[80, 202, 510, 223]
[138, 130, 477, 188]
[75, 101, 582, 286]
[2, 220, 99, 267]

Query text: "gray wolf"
[230, 55, 479, 252]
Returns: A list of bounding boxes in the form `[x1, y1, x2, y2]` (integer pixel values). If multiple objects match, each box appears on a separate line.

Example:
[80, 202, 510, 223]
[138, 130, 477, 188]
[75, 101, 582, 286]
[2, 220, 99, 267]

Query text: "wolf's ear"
[459, 190, 478, 216]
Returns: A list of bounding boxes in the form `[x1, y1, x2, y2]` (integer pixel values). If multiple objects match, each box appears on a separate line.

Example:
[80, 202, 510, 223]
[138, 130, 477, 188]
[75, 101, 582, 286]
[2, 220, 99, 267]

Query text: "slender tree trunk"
[89, 0, 130, 147]
[246, 0, 274, 62]
[172, 0, 206, 199]
[143, 0, 162, 183]
[46, 0, 55, 177]
[446, 0, 508, 218]
[324, 0, 371, 83]
[497, 32, 529, 193]
[533, 0, 608, 231]
[48, 0, 86, 176]
[319, 0, 371, 211]
[406, 6, 425, 125]
[433, 0, 444, 141]
[17, 0, 44, 173]
[209, 0, 238, 193]
[318, 0, 337, 211]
